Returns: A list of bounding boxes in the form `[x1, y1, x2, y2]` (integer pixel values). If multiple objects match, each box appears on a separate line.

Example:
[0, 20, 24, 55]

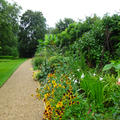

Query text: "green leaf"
[71, 117, 75, 120]
[103, 64, 113, 71]
[114, 64, 120, 70]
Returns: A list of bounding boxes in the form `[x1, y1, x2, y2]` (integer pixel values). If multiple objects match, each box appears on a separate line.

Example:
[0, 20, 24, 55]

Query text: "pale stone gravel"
[0, 59, 44, 120]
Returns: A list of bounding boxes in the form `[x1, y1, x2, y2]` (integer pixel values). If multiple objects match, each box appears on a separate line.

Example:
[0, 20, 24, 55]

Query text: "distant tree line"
[1, 0, 120, 63]
[0, 0, 74, 58]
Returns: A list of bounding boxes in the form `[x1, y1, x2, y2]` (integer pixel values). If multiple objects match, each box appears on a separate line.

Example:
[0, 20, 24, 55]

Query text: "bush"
[34, 51, 120, 120]
[32, 57, 45, 70]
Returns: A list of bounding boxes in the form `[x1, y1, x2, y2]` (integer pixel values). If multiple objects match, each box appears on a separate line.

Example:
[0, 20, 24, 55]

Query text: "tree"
[0, 0, 21, 56]
[18, 10, 46, 57]
[102, 14, 120, 52]
[55, 18, 74, 33]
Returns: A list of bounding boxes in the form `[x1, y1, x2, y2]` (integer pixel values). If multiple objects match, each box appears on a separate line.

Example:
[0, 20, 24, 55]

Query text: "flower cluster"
[37, 73, 80, 120]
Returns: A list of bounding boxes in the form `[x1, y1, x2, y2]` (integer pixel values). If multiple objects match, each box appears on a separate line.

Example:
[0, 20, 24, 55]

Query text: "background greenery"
[0, 0, 46, 58]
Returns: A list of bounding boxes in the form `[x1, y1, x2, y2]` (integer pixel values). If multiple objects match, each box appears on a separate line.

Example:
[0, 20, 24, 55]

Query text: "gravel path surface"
[0, 59, 44, 120]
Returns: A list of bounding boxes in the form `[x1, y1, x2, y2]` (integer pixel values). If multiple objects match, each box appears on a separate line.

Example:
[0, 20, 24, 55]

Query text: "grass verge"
[0, 56, 26, 87]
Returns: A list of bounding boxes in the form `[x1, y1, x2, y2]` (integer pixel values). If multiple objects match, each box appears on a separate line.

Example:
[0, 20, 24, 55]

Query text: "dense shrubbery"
[53, 14, 120, 67]
[33, 50, 120, 119]
[32, 17, 120, 119]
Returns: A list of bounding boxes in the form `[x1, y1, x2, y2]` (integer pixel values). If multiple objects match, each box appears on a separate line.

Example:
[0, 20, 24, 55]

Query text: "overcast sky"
[7, 0, 120, 27]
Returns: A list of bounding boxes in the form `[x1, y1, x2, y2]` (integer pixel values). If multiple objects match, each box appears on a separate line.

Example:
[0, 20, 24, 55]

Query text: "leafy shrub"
[80, 74, 105, 105]
[48, 55, 65, 68]
[32, 56, 45, 70]
[103, 60, 120, 77]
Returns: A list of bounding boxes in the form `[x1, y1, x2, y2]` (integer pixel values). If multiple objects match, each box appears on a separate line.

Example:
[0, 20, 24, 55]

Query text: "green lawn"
[0, 56, 26, 87]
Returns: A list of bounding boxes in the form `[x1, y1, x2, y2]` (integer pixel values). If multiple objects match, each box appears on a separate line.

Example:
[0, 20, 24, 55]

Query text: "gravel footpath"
[0, 59, 44, 120]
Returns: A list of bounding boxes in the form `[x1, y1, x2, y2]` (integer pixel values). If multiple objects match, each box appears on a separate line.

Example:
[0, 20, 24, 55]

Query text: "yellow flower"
[53, 82, 57, 88]
[46, 101, 50, 106]
[69, 85, 72, 90]
[49, 99, 54, 102]
[47, 86, 50, 90]
[52, 89, 54, 95]
[49, 83, 52, 87]
[58, 84, 62, 87]
[52, 80, 56, 84]
[44, 93, 49, 99]
[56, 101, 63, 108]
[66, 80, 71, 85]
[52, 80, 57, 88]
[48, 80, 50, 83]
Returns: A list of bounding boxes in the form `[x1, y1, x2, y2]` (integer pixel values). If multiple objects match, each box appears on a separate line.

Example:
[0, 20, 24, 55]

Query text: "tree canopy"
[18, 10, 46, 57]
[52, 18, 74, 34]
[0, 0, 21, 56]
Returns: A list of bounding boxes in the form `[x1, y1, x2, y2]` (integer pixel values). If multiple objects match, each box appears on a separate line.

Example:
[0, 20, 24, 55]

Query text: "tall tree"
[18, 10, 46, 57]
[0, 0, 21, 56]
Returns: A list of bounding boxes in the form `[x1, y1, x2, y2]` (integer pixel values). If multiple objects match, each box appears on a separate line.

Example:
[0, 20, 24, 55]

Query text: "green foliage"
[53, 14, 120, 66]
[62, 95, 90, 120]
[33, 13, 120, 120]
[34, 41, 120, 120]
[102, 14, 120, 59]
[0, 0, 21, 56]
[55, 18, 74, 33]
[18, 10, 46, 57]
[80, 74, 105, 105]
[33, 53, 66, 84]
[79, 31, 102, 65]
[35, 49, 120, 119]
[32, 57, 45, 70]
[56, 21, 91, 49]
[103, 60, 120, 78]
[48, 55, 64, 66]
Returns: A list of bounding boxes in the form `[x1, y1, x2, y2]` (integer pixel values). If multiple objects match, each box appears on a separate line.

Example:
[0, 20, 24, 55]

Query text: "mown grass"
[0, 56, 26, 87]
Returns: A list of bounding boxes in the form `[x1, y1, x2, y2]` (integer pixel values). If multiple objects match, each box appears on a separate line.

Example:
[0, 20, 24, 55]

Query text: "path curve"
[0, 59, 44, 120]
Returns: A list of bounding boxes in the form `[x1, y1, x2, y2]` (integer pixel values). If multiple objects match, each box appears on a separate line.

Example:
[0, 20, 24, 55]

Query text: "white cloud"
[7, 0, 120, 27]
